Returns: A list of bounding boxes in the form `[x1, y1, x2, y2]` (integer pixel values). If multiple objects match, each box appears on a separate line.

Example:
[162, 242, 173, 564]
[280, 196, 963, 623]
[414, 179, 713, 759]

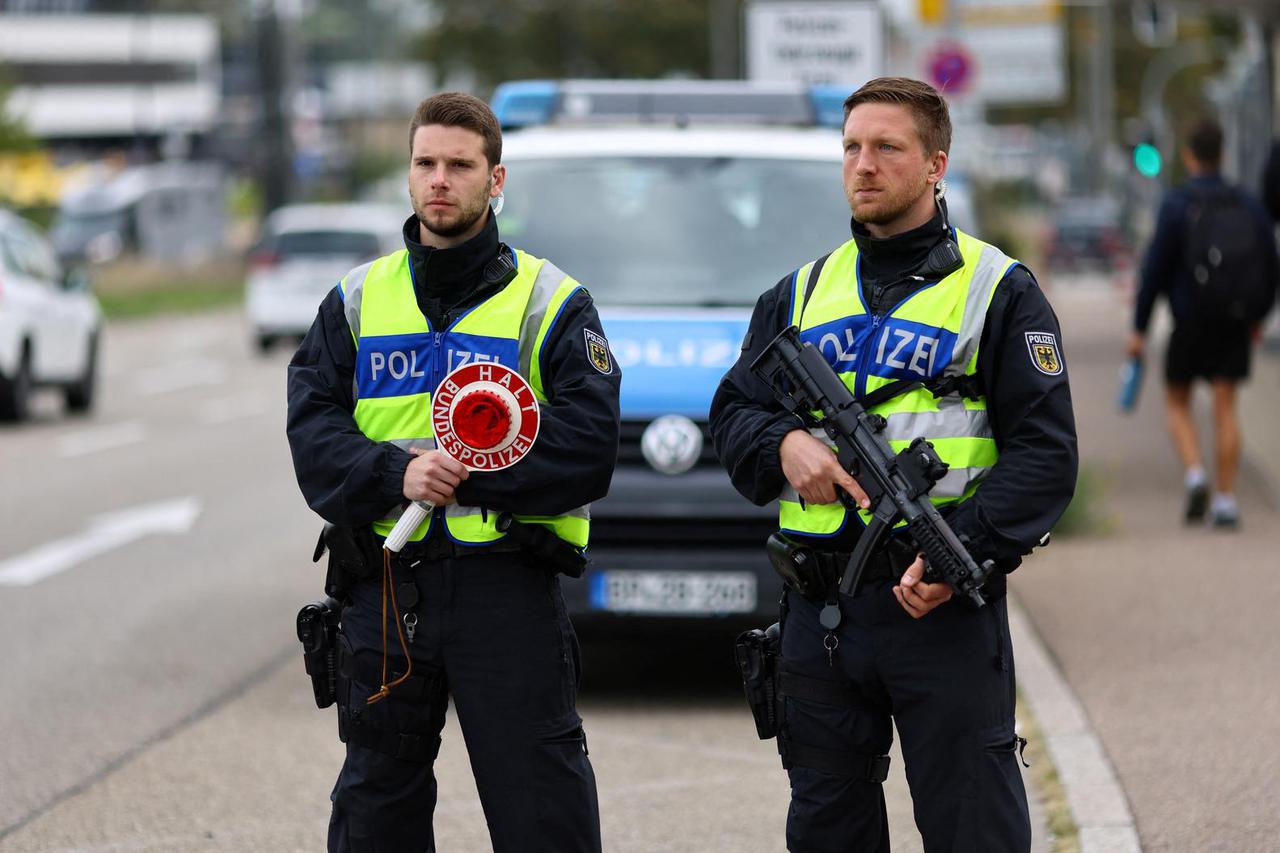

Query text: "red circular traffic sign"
[926, 42, 973, 95]
[431, 362, 540, 471]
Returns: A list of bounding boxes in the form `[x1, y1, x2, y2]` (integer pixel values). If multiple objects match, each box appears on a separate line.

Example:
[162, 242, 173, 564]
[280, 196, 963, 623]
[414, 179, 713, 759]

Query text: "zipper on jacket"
[856, 313, 882, 401]
[854, 275, 928, 402]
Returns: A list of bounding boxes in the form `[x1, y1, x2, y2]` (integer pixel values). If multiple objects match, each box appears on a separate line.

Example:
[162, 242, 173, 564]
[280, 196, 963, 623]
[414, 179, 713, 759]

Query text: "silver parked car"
[244, 203, 404, 352]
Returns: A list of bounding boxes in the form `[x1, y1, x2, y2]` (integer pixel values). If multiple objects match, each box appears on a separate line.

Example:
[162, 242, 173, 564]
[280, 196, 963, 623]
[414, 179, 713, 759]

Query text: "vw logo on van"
[640, 415, 704, 475]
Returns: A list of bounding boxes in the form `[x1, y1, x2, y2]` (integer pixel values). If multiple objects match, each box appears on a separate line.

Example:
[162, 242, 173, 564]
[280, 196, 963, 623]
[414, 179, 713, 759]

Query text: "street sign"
[926, 42, 974, 94]
[918, 20, 1065, 105]
[746, 1, 882, 86]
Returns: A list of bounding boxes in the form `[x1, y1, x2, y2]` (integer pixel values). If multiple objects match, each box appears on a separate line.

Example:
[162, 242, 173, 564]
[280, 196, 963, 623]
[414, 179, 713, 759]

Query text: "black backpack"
[1182, 184, 1273, 325]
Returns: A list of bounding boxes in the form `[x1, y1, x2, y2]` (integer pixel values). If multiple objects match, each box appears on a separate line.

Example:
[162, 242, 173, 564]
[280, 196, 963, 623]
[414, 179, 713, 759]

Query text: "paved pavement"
[1010, 282, 1280, 853]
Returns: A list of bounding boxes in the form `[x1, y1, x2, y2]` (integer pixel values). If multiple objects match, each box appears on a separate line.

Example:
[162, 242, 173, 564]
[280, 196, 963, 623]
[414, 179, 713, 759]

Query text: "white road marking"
[134, 358, 229, 396]
[0, 497, 202, 587]
[56, 421, 147, 458]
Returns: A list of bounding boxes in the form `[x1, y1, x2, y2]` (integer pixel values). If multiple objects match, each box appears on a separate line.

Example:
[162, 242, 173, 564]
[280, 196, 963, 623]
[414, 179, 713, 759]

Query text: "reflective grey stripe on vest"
[779, 466, 988, 504]
[341, 260, 375, 341]
[778, 415, 992, 502]
[342, 260, 375, 402]
[882, 398, 992, 444]
[389, 437, 436, 452]
[518, 260, 570, 381]
[949, 242, 1015, 377]
[933, 465, 988, 499]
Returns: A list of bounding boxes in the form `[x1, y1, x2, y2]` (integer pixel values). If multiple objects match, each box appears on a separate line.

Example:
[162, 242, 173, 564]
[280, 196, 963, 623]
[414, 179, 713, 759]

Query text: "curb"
[1009, 595, 1143, 853]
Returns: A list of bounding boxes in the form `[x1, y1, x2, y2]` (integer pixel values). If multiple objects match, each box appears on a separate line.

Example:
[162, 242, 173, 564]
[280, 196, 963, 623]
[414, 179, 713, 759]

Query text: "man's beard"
[412, 179, 491, 239]
[848, 175, 929, 226]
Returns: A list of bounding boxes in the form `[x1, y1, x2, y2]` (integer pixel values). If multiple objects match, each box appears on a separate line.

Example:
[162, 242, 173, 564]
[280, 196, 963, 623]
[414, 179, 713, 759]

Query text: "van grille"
[616, 419, 720, 470]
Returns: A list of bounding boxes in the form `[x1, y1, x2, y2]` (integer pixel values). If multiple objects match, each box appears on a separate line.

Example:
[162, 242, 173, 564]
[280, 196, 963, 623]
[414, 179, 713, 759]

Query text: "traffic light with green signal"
[1133, 141, 1162, 178]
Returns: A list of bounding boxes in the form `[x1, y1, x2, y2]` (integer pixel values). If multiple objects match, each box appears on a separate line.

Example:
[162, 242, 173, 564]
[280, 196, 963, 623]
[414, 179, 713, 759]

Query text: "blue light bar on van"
[808, 86, 851, 129]
[490, 79, 854, 130]
[491, 80, 559, 129]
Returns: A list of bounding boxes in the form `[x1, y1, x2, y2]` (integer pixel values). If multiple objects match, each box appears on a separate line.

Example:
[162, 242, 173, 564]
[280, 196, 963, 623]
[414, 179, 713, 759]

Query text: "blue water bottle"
[1117, 355, 1143, 413]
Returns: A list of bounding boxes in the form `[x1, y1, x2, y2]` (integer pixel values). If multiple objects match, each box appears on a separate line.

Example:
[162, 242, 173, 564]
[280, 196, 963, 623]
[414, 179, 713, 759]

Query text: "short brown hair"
[1185, 117, 1223, 166]
[409, 92, 503, 166]
[843, 77, 952, 156]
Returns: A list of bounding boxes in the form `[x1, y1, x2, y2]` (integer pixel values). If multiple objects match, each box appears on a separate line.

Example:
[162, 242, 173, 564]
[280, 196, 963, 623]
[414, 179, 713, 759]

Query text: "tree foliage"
[414, 0, 711, 92]
[0, 82, 32, 153]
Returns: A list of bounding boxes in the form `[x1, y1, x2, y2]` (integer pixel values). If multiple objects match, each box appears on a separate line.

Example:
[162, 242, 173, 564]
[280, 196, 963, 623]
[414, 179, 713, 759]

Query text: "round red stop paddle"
[384, 362, 541, 551]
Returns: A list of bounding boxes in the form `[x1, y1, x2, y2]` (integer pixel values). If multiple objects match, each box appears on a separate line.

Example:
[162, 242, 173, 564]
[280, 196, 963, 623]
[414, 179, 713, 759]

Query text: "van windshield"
[500, 156, 851, 306]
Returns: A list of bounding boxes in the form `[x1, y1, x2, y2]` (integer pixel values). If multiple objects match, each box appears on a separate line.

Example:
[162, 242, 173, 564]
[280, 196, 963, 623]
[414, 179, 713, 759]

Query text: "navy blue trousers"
[780, 582, 1030, 853]
[328, 551, 601, 853]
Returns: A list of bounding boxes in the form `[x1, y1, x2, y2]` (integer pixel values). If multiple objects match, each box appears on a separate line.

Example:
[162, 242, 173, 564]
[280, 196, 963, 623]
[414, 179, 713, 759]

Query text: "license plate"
[588, 571, 757, 615]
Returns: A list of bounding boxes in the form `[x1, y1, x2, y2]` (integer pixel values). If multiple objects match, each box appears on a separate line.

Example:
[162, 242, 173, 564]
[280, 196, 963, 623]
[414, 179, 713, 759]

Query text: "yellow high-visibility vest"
[339, 247, 590, 547]
[779, 229, 1017, 538]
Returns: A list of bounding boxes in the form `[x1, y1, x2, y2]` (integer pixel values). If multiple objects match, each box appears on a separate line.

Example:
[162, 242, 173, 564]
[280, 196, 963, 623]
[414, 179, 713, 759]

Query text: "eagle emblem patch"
[1025, 331, 1063, 376]
[584, 329, 614, 375]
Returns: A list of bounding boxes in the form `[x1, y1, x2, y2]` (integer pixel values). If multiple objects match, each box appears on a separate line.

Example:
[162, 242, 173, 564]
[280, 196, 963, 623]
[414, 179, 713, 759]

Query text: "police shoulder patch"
[1025, 331, 1063, 376]
[584, 328, 614, 375]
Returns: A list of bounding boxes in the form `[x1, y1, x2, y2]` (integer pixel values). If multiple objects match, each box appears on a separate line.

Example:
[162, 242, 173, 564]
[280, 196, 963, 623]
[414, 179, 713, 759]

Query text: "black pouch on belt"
[496, 514, 589, 578]
[312, 522, 376, 599]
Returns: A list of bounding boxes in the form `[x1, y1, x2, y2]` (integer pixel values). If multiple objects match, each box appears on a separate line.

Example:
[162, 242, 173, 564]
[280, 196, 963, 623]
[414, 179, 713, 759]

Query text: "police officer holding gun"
[710, 78, 1077, 852]
[287, 93, 620, 852]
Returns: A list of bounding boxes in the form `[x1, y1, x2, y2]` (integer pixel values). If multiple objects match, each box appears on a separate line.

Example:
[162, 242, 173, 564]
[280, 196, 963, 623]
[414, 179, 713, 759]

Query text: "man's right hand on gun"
[404, 447, 469, 506]
[780, 429, 871, 509]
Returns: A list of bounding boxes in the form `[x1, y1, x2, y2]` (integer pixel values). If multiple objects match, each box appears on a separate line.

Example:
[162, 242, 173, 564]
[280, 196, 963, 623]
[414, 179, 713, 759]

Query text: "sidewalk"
[1010, 282, 1280, 853]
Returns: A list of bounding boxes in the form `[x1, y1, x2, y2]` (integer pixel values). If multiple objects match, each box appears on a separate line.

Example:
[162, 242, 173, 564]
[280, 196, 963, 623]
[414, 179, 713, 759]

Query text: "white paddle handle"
[384, 500, 435, 553]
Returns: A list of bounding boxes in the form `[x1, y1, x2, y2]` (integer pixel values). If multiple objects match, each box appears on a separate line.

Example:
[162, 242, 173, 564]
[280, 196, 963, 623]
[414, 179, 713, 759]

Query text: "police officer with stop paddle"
[711, 78, 1077, 852]
[287, 92, 620, 853]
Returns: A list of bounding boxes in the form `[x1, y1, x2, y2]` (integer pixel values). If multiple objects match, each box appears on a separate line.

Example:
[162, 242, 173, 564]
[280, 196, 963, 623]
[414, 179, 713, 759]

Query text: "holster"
[734, 622, 782, 740]
[766, 533, 840, 601]
[296, 596, 342, 709]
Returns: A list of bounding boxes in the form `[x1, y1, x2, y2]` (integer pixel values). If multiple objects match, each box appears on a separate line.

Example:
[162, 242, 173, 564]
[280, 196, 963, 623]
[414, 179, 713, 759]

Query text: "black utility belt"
[386, 535, 524, 564]
[814, 547, 913, 587]
[767, 532, 917, 601]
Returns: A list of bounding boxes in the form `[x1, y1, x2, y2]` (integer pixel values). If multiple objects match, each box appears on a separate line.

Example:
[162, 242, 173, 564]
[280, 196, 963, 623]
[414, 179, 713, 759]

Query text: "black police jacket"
[709, 209, 1078, 573]
[286, 211, 622, 531]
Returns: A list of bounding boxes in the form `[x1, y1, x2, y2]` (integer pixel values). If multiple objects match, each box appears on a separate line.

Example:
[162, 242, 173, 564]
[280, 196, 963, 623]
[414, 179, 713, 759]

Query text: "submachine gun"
[750, 326, 994, 608]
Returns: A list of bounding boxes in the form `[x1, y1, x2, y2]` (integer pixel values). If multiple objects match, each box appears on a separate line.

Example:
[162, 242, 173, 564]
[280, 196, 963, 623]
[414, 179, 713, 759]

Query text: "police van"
[491, 80, 972, 633]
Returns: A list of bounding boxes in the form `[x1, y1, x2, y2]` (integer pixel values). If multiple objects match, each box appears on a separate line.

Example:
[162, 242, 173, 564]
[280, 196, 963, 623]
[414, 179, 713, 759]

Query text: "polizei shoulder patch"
[1025, 331, 1063, 376]
[584, 328, 614, 375]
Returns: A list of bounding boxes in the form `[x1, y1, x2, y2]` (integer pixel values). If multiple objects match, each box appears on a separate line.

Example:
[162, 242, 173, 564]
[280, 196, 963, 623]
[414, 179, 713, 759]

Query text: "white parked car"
[0, 210, 102, 422]
[245, 203, 405, 352]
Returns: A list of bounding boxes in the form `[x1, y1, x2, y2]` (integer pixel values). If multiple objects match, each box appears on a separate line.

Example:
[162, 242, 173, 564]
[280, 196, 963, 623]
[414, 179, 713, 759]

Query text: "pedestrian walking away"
[286, 92, 621, 853]
[711, 77, 1078, 853]
[1128, 117, 1278, 529]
